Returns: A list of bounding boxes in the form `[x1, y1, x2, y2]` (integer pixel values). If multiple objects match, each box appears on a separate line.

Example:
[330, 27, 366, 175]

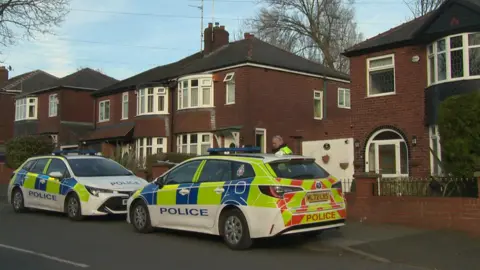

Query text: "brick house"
[343, 0, 480, 178]
[14, 68, 118, 150]
[84, 23, 353, 176]
[0, 67, 58, 161]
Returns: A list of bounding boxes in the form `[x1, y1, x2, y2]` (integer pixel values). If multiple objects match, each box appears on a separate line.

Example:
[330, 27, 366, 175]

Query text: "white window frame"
[429, 125, 443, 176]
[224, 72, 235, 105]
[254, 128, 267, 153]
[15, 97, 38, 121]
[136, 87, 168, 116]
[98, 100, 110, 123]
[313, 90, 323, 120]
[337, 88, 351, 109]
[427, 32, 480, 86]
[176, 133, 213, 155]
[122, 92, 129, 120]
[177, 74, 214, 110]
[48, 94, 58, 117]
[366, 54, 396, 97]
[136, 137, 168, 160]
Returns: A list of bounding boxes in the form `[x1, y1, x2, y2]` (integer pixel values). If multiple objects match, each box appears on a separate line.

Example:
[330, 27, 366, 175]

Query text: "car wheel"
[66, 193, 84, 221]
[131, 200, 153, 233]
[11, 188, 26, 213]
[220, 208, 253, 250]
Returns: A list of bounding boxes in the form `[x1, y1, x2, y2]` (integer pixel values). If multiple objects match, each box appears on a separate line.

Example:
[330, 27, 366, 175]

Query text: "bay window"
[99, 100, 110, 122]
[367, 54, 395, 96]
[49, 94, 58, 117]
[136, 137, 167, 160]
[15, 97, 37, 121]
[177, 75, 213, 109]
[137, 87, 168, 115]
[176, 133, 213, 155]
[428, 32, 480, 85]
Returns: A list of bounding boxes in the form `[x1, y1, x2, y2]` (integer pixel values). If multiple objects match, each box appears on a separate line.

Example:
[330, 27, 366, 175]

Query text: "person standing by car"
[272, 135, 293, 156]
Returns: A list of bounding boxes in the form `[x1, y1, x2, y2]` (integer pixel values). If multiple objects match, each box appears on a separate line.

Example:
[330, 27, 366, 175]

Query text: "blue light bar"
[52, 149, 98, 156]
[207, 147, 261, 154]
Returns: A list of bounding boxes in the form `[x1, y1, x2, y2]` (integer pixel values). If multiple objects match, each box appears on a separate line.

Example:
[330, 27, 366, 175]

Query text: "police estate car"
[126, 147, 346, 250]
[7, 150, 149, 221]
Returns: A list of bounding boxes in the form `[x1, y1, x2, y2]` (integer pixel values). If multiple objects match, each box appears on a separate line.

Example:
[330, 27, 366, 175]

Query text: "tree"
[437, 92, 480, 177]
[0, 0, 70, 48]
[5, 135, 54, 169]
[242, 0, 363, 74]
[403, 0, 446, 18]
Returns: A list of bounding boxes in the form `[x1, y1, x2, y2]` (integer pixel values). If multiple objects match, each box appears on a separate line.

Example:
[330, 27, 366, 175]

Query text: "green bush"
[438, 92, 480, 177]
[5, 135, 54, 169]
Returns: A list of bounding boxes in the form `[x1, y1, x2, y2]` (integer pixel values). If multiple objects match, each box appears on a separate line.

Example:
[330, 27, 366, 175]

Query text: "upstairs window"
[224, 72, 235, 105]
[428, 32, 480, 85]
[313, 90, 323, 120]
[137, 87, 168, 115]
[49, 94, 58, 117]
[367, 54, 395, 97]
[338, 88, 351, 109]
[177, 76, 213, 109]
[15, 97, 37, 121]
[122, 92, 129, 119]
[99, 100, 110, 122]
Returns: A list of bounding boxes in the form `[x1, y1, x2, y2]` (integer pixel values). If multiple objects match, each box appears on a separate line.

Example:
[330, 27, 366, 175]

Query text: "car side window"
[232, 162, 255, 180]
[45, 159, 70, 178]
[198, 160, 232, 183]
[30, 158, 49, 174]
[21, 160, 36, 172]
[165, 160, 202, 185]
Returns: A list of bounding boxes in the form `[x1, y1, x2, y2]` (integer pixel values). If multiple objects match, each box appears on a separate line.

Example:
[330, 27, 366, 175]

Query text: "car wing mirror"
[48, 171, 64, 179]
[155, 176, 167, 187]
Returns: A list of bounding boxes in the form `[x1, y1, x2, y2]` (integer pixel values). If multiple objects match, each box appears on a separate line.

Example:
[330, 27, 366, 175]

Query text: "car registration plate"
[306, 191, 330, 203]
[122, 199, 128, 205]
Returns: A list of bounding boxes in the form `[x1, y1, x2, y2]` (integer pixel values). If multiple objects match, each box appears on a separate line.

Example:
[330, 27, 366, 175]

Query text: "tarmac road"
[0, 204, 424, 270]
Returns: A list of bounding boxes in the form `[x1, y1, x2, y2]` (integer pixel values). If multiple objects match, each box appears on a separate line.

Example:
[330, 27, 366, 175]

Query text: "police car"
[7, 150, 149, 221]
[126, 147, 346, 250]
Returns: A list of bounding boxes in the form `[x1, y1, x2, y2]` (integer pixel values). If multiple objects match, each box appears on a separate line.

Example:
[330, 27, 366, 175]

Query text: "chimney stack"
[0, 66, 8, 84]
[204, 22, 230, 55]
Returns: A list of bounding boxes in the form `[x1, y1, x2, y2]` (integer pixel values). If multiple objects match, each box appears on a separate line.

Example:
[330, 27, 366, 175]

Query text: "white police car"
[7, 150, 149, 221]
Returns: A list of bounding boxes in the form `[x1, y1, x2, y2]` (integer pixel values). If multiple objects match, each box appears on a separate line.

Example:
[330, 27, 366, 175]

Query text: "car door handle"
[179, 188, 190, 196]
[214, 187, 225, 194]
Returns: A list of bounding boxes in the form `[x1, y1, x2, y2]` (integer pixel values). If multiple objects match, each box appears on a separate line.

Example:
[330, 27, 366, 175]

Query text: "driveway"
[0, 203, 423, 270]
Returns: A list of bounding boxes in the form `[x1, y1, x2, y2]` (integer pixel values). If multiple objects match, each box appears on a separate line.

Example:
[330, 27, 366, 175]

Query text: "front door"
[374, 140, 408, 178]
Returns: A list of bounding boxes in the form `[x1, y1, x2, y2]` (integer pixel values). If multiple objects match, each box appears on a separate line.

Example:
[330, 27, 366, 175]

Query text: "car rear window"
[67, 158, 133, 177]
[268, 159, 329, 179]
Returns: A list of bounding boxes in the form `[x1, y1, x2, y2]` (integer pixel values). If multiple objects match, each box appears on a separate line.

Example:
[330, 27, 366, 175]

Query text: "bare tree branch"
[403, 0, 445, 18]
[0, 0, 70, 50]
[240, 0, 363, 74]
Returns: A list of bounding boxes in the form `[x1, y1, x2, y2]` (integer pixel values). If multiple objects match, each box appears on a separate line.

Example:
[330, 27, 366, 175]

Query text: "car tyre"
[220, 208, 253, 250]
[11, 188, 27, 213]
[131, 200, 153, 233]
[65, 193, 84, 221]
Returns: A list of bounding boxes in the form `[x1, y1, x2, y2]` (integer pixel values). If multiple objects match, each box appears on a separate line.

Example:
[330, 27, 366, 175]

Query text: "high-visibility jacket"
[275, 145, 293, 156]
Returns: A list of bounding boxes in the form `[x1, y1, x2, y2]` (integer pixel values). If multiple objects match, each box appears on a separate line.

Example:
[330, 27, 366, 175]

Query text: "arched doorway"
[365, 129, 409, 178]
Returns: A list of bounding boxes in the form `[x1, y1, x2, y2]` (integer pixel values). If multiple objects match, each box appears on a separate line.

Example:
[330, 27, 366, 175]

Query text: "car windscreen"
[268, 159, 329, 180]
[67, 158, 133, 177]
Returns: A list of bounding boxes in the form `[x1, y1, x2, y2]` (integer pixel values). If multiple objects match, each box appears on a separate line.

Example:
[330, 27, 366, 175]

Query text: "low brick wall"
[346, 173, 480, 236]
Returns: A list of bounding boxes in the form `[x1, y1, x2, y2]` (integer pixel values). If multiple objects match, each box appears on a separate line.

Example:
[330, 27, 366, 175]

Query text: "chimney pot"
[208, 22, 213, 28]
[220, 25, 225, 30]
[244, 33, 254, 39]
[215, 22, 220, 27]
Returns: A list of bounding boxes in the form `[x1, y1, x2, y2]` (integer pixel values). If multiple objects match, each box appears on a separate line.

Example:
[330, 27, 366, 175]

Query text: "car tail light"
[258, 185, 303, 198]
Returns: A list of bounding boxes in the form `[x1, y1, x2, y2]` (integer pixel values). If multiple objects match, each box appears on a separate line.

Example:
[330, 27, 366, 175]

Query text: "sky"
[0, 0, 412, 81]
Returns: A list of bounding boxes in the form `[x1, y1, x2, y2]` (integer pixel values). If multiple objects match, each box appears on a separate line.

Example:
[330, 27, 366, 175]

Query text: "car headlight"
[85, 186, 114, 197]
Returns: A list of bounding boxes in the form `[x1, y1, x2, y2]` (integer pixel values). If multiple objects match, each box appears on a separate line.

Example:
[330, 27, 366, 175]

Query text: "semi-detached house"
[84, 22, 353, 176]
[343, 0, 480, 178]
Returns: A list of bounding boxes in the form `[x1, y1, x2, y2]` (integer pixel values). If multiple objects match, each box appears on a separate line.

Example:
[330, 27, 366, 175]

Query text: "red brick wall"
[0, 163, 13, 184]
[350, 46, 430, 177]
[346, 175, 480, 236]
[61, 89, 95, 123]
[0, 93, 15, 143]
[37, 90, 61, 134]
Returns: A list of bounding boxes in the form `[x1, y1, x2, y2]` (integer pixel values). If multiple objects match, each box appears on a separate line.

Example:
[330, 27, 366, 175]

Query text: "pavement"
[0, 184, 7, 204]
[0, 200, 479, 270]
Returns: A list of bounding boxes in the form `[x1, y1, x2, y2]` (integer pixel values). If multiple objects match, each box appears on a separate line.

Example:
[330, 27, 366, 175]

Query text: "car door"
[44, 158, 71, 211]
[151, 160, 203, 229]
[22, 158, 50, 209]
[195, 159, 233, 229]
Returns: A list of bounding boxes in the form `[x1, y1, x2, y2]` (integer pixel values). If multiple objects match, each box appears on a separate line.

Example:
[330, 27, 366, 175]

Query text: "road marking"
[0, 243, 90, 268]
[340, 246, 391, 263]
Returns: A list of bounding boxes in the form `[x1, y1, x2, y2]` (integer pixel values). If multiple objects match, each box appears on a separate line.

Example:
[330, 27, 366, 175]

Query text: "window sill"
[48, 115, 58, 118]
[14, 118, 38, 122]
[177, 106, 215, 111]
[121, 118, 128, 121]
[135, 113, 169, 117]
[366, 92, 396, 98]
[97, 120, 110, 123]
[427, 75, 480, 87]
[314, 117, 324, 121]
[225, 102, 235, 106]
[337, 106, 351, 109]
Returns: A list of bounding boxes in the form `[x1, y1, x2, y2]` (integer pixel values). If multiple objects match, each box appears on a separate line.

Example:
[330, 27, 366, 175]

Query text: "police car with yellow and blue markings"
[7, 150, 149, 221]
[126, 147, 347, 250]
